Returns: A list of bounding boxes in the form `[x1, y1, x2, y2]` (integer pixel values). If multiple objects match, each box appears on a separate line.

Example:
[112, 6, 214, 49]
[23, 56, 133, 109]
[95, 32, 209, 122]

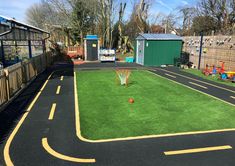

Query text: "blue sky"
[0, 0, 39, 22]
[0, 0, 198, 23]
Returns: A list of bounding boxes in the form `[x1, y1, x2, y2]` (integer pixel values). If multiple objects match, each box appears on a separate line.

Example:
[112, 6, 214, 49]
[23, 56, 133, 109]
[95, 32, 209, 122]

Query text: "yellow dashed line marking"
[56, 86, 61, 94]
[164, 145, 232, 155]
[42, 138, 96, 163]
[60, 76, 64, 81]
[231, 96, 235, 99]
[189, 82, 208, 89]
[165, 73, 176, 78]
[48, 103, 57, 120]
[4, 73, 53, 166]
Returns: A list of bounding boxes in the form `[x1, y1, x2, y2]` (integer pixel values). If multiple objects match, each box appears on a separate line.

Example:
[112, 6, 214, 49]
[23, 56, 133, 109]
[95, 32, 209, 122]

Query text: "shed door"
[87, 40, 98, 61]
[136, 40, 144, 65]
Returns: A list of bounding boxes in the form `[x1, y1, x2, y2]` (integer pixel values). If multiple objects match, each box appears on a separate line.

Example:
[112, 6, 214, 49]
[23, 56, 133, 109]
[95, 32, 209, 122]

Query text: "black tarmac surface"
[0, 62, 235, 166]
[151, 67, 235, 105]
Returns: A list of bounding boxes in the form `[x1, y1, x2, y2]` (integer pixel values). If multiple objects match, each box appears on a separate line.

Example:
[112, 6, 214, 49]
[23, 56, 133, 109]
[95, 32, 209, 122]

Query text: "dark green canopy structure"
[0, 15, 50, 67]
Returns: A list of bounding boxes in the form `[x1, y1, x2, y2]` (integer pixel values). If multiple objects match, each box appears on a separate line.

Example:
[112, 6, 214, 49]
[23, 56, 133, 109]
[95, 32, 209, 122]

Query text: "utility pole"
[165, 19, 168, 34]
[198, 32, 203, 70]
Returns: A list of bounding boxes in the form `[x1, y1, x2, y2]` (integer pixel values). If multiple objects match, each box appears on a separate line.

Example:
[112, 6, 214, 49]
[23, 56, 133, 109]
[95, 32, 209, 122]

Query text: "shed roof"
[136, 33, 182, 41]
[84, 35, 98, 40]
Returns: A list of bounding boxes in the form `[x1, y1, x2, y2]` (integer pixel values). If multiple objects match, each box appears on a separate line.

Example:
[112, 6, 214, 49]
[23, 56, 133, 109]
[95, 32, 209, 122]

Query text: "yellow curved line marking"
[42, 138, 96, 163]
[4, 73, 53, 166]
[74, 71, 235, 143]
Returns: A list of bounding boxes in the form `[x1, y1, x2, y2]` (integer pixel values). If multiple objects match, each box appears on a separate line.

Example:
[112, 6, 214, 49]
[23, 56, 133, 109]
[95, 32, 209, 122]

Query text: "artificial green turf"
[76, 70, 235, 140]
[182, 68, 235, 87]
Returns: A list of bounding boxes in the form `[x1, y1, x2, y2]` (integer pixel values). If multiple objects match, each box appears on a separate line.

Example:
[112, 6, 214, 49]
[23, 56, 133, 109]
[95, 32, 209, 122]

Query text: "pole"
[42, 40, 46, 54]
[165, 23, 167, 34]
[28, 40, 32, 58]
[28, 28, 32, 58]
[1, 40, 5, 66]
[198, 32, 203, 70]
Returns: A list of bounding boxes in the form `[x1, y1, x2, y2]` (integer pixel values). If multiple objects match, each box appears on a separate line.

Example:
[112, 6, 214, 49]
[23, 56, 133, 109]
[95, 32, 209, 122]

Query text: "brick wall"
[183, 35, 235, 70]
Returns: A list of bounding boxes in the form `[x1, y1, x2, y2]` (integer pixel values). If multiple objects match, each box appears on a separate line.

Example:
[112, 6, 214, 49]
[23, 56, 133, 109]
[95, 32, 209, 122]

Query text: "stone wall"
[183, 35, 235, 70]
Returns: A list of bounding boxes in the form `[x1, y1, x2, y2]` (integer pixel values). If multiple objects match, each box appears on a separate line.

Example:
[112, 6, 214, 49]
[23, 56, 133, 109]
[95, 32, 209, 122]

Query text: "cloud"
[181, 0, 189, 5]
[155, 0, 173, 11]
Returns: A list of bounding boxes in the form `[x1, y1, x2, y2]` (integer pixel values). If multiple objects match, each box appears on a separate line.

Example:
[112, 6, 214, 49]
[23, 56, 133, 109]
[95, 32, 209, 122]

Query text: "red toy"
[217, 61, 225, 74]
[203, 64, 216, 76]
[203, 61, 225, 76]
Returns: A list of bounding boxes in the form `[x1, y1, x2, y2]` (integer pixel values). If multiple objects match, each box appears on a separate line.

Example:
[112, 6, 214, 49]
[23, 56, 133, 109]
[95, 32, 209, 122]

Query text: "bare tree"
[97, 0, 119, 48]
[180, 7, 197, 35]
[26, 3, 46, 29]
[199, 0, 235, 34]
[118, 2, 126, 49]
[136, 0, 150, 33]
[161, 13, 179, 34]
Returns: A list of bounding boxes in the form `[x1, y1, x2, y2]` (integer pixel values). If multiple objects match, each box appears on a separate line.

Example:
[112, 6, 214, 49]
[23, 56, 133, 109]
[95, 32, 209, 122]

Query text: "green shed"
[135, 34, 182, 66]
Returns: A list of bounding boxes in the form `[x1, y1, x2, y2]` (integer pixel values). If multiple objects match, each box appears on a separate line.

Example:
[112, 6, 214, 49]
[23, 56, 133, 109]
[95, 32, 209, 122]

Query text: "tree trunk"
[80, 31, 83, 46]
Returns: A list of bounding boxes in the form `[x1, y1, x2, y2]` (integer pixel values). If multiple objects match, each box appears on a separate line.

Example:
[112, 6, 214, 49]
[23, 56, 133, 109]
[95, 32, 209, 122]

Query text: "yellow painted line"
[42, 138, 95, 163]
[4, 73, 53, 166]
[165, 73, 176, 78]
[48, 103, 57, 120]
[56, 86, 61, 94]
[164, 145, 232, 155]
[231, 96, 235, 99]
[74, 72, 85, 141]
[74, 71, 235, 144]
[189, 82, 208, 89]
[157, 68, 235, 93]
[60, 76, 64, 81]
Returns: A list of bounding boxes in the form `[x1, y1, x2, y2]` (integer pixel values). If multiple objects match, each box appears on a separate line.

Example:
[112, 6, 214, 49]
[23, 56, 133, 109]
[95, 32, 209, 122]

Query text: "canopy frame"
[0, 15, 50, 67]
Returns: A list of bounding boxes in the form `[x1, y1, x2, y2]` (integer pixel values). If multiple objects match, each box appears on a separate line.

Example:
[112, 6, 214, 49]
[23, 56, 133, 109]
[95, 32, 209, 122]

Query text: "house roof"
[136, 33, 182, 41]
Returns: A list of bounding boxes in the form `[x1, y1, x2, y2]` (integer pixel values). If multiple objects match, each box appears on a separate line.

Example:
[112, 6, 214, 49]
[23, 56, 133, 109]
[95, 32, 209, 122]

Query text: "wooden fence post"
[4, 69, 10, 101]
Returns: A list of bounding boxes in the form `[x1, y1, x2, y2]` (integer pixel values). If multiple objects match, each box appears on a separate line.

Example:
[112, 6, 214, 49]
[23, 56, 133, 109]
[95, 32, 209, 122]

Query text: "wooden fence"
[0, 52, 54, 107]
[67, 46, 84, 59]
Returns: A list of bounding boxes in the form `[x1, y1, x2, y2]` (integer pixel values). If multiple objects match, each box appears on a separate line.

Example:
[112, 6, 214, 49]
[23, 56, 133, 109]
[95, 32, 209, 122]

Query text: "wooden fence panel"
[0, 52, 54, 108]
[7, 63, 23, 97]
[0, 72, 8, 105]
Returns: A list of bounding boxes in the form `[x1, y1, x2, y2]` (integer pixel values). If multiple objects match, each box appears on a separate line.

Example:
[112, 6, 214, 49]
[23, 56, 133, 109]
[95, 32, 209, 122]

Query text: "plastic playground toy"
[221, 71, 235, 82]
[203, 61, 225, 76]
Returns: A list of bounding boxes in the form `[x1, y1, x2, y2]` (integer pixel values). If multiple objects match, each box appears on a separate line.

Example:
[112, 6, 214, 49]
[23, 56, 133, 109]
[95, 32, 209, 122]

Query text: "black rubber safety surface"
[0, 63, 234, 166]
